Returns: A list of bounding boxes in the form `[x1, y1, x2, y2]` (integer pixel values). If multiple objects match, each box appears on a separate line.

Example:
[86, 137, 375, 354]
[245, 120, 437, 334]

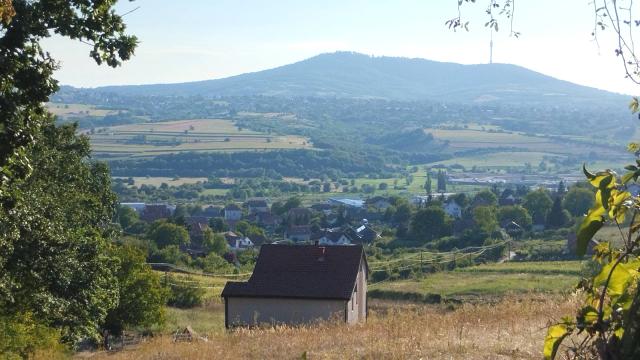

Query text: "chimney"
[314, 240, 319, 246]
[317, 246, 326, 262]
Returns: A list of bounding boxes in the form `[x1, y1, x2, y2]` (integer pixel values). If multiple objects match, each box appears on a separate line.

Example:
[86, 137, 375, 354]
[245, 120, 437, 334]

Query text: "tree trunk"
[621, 285, 640, 358]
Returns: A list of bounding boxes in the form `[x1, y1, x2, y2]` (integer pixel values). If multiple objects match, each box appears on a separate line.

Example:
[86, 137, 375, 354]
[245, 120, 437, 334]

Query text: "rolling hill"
[91, 51, 627, 107]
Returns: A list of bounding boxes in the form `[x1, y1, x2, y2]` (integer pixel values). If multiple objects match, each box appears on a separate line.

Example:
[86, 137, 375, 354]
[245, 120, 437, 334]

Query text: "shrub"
[166, 277, 205, 309]
[371, 269, 390, 282]
[0, 312, 67, 359]
[367, 289, 442, 304]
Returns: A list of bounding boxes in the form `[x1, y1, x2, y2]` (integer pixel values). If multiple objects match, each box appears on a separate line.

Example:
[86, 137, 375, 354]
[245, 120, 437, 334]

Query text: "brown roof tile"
[222, 244, 366, 300]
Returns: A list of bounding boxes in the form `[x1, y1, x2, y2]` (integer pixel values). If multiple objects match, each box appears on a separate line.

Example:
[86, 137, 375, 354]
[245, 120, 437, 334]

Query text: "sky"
[42, 0, 640, 95]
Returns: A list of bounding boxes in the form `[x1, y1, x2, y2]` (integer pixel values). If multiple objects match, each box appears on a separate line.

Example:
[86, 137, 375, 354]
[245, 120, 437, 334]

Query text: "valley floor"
[80, 295, 577, 360]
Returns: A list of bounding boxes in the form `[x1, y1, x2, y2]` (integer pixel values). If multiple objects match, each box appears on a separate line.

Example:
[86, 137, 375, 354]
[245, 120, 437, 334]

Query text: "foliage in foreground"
[0, 312, 67, 359]
[544, 164, 640, 359]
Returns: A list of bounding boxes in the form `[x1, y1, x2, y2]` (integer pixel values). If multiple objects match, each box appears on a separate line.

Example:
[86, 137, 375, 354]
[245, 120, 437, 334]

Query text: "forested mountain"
[91, 51, 626, 107]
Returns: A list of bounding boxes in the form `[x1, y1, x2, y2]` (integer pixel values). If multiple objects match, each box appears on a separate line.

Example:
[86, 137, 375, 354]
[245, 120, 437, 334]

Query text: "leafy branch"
[543, 105, 640, 359]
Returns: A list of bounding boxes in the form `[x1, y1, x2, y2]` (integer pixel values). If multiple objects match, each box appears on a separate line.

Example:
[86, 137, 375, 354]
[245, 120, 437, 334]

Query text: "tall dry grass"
[83, 295, 578, 360]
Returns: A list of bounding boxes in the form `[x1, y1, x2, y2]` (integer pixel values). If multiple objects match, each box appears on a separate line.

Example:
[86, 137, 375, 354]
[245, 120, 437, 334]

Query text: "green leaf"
[594, 261, 632, 297]
[614, 326, 625, 339]
[579, 306, 599, 325]
[576, 205, 605, 256]
[583, 164, 596, 180]
[544, 324, 570, 360]
[608, 189, 630, 223]
[622, 171, 636, 184]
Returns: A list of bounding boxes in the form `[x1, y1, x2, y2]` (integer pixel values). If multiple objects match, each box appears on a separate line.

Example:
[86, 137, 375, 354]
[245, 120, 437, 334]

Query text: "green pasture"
[371, 260, 582, 300]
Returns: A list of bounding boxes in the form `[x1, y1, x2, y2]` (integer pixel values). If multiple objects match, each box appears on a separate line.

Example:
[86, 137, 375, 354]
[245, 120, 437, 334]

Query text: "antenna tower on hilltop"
[489, 27, 494, 64]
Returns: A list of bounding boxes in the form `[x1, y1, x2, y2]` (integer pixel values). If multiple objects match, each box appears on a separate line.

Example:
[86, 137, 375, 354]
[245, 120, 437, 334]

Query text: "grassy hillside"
[85, 295, 578, 360]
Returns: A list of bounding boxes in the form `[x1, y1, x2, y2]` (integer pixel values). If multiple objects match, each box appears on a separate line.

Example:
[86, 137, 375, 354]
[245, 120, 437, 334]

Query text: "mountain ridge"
[70, 51, 628, 108]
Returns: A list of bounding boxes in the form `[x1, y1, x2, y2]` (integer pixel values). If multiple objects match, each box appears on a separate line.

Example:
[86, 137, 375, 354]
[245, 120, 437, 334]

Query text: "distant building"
[231, 237, 254, 250]
[224, 204, 242, 221]
[246, 212, 282, 231]
[245, 198, 269, 214]
[328, 198, 365, 209]
[355, 224, 379, 243]
[120, 202, 146, 213]
[222, 244, 368, 327]
[285, 225, 312, 242]
[223, 231, 254, 250]
[140, 204, 172, 223]
[287, 207, 312, 224]
[185, 216, 210, 241]
[312, 229, 352, 246]
[202, 205, 223, 217]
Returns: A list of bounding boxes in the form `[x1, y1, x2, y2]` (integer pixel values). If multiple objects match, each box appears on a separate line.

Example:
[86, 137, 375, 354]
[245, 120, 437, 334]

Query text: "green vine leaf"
[577, 205, 605, 256]
[544, 323, 571, 360]
[594, 261, 633, 298]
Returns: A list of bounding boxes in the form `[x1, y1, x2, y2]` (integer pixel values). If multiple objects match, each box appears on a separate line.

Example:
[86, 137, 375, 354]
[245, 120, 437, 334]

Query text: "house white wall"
[318, 235, 351, 246]
[226, 297, 345, 327]
[345, 260, 367, 324]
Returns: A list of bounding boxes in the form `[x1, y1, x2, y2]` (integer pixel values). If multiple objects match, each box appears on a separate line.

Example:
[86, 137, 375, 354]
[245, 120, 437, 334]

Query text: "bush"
[166, 277, 205, 308]
[367, 289, 442, 304]
[371, 269, 390, 282]
[149, 245, 192, 266]
[195, 252, 235, 273]
[104, 245, 168, 336]
[0, 312, 67, 359]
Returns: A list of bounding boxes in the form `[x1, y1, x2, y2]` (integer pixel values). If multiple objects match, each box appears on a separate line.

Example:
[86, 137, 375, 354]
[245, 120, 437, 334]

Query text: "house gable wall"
[226, 297, 344, 327]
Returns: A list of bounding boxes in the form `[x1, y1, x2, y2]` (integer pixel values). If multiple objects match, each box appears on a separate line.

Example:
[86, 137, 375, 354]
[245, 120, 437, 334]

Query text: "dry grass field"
[89, 119, 312, 158]
[112, 176, 208, 187]
[425, 128, 623, 159]
[82, 295, 578, 360]
[46, 102, 118, 117]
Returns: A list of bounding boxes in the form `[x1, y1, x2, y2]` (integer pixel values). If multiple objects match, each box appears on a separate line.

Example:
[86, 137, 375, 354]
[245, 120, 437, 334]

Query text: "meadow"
[89, 119, 312, 159]
[371, 261, 582, 302]
[80, 295, 579, 360]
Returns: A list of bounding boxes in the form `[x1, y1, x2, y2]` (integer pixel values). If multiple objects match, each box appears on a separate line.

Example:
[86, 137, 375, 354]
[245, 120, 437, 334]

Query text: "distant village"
[120, 196, 384, 253]
[120, 174, 582, 258]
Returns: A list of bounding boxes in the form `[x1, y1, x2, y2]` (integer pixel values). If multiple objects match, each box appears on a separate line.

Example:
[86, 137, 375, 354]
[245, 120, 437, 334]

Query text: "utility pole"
[489, 27, 494, 64]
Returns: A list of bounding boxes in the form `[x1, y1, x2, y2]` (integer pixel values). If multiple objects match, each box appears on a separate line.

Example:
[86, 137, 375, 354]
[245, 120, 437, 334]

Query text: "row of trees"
[387, 183, 594, 247]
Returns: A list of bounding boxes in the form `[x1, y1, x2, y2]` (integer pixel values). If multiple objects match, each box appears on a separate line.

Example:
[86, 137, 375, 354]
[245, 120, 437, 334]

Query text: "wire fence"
[151, 241, 510, 290]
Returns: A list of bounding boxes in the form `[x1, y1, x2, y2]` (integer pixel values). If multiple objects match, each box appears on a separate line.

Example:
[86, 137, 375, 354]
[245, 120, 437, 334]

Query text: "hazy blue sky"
[43, 0, 640, 95]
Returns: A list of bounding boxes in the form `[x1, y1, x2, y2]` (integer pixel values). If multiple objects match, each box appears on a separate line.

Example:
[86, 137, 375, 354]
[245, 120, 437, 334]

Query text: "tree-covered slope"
[93, 51, 626, 107]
